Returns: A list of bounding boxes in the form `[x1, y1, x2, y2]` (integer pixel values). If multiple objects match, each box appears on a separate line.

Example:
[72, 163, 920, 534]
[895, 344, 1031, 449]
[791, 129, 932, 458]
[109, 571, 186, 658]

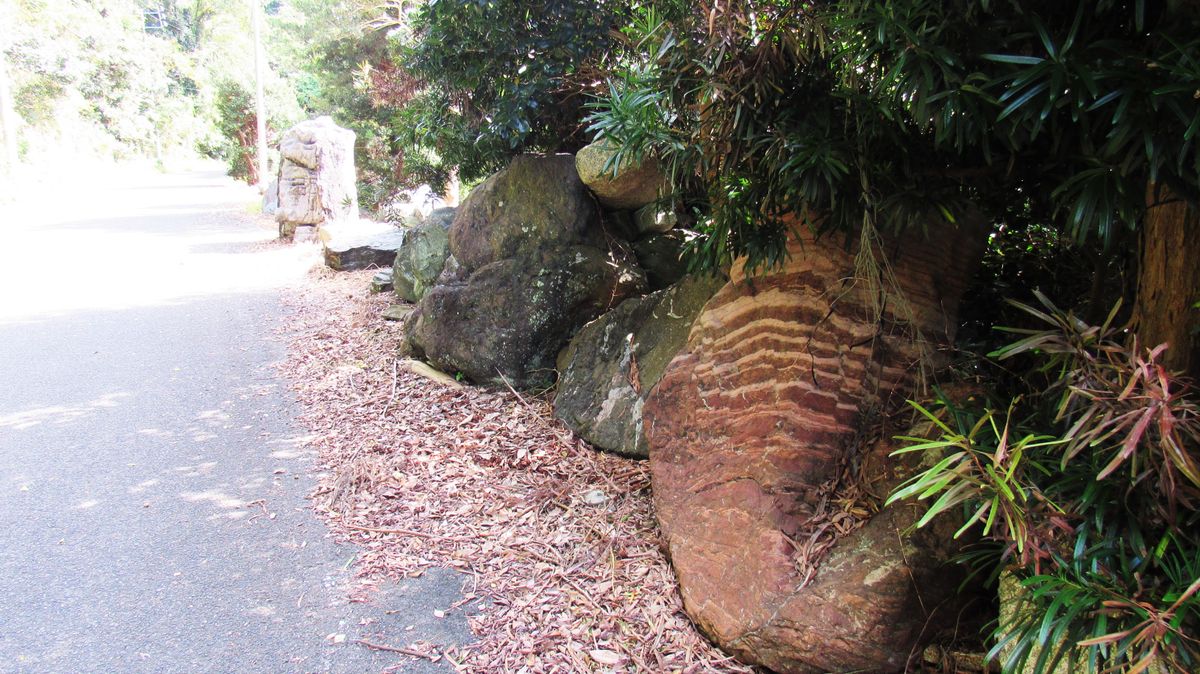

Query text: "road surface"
[0, 163, 469, 673]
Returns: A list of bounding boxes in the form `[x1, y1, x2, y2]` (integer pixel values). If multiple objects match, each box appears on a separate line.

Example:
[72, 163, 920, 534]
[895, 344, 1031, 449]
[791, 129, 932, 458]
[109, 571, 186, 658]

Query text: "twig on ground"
[354, 639, 440, 661]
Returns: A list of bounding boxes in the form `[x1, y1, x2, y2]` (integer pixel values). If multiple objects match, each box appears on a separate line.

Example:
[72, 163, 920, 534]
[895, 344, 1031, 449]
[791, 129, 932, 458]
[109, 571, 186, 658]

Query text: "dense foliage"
[384, 0, 630, 188]
[584, 3, 1200, 669]
[587, 1, 1200, 273]
[891, 296, 1200, 672]
[4, 0, 201, 163]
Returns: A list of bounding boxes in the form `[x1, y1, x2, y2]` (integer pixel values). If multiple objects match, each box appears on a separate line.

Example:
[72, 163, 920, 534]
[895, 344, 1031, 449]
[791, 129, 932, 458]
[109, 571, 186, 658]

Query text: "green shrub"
[889, 293, 1200, 673]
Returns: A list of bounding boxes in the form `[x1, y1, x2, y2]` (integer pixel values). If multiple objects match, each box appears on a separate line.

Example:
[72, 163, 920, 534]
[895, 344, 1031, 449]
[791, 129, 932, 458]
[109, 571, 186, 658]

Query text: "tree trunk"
[1134, 185, 1200, 380]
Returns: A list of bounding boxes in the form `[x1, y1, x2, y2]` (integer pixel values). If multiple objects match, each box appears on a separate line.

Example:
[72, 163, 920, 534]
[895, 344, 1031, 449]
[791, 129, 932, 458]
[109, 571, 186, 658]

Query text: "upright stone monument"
[275, 116, 358, 239]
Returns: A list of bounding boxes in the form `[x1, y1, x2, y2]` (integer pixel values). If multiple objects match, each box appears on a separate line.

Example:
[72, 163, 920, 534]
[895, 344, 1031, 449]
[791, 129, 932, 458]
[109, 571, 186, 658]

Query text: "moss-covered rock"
[632, 229, 697, 291]
[450, 154, 604, 273]
[554, 274, 725, 457]
[408, 246, 645, 388]
[394, 207, 455, 302]
[575, 140, 669, 211]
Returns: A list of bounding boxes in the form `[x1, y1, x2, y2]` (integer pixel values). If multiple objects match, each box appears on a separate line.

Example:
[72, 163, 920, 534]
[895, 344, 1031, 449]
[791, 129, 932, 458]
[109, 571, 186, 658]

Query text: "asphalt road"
[0, 163, 470, 673]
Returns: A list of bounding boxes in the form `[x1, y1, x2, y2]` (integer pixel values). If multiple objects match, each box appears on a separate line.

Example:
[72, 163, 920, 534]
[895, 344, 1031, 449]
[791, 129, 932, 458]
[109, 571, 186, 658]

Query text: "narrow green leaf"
[982, 54, 1045, 66]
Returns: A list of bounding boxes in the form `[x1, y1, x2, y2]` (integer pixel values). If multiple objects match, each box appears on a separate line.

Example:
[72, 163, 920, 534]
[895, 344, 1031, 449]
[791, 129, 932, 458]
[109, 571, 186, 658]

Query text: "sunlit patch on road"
[0, 392, 131, 430]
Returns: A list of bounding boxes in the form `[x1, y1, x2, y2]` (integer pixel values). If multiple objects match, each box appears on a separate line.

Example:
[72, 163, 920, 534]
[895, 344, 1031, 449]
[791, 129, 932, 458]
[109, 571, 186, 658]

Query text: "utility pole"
[252, 0, 268, 191]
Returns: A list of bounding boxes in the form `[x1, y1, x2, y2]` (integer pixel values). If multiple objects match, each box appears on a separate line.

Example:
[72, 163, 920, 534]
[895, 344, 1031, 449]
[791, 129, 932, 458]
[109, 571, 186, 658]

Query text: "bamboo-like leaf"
[998, 82, 1051, 121]
[888, 438, 961, 455]
[982, 53, 1045, 66]
[916, 481, 973, 528]
[906, 400, 956, 435]
[956, 501, 991, 538]
[886, 451, 967, 503]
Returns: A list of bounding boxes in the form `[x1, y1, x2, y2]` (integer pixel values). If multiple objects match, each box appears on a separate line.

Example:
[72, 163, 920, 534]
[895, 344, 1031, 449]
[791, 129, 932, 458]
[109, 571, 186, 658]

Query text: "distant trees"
[2, 0, 302, 178]
[4, 0, 192, 161]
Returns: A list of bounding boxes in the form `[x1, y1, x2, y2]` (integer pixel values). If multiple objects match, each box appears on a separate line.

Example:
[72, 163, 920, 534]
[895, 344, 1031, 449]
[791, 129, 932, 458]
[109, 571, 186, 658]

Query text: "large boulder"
[575, 140, 669, 211]
[407, 155, 647, 389]
[408, 246, 643, 388]
[555, 274, 725, 458]
[276, 116, 357, 236]
[644, 220, 987, 673]
[393, 207, 455, 302]
[450, 155, 604, 272]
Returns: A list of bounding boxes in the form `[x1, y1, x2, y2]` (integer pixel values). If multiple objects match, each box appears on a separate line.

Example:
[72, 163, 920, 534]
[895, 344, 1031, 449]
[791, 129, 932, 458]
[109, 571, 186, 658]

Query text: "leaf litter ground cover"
[277, 264, 758, 673]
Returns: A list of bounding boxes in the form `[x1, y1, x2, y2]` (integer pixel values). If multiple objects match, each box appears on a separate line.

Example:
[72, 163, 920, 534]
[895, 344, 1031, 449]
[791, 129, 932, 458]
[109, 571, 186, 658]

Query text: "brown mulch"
[277, 264, 757, 673]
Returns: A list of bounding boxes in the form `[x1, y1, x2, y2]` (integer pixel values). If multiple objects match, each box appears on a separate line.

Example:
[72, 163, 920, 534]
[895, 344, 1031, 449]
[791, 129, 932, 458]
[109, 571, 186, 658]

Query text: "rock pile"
[378, 140, 989, 672]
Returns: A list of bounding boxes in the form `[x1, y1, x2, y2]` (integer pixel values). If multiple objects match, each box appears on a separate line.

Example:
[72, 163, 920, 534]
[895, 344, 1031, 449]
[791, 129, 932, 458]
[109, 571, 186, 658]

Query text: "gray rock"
[394, 207, 455, 302]
[450, 154, 604, 273]
[370, 269, 394, 293]
[633, 203, 677, 235]
[262, 178, 279, 215]
[575, 140, 668, 211]
[276, 117, 358, 235]
[322, 222, 406, 271]
[554, 274, 724, 457]
[435, 254, 464, 286]
[383, 304, 416, 322]
[632, 230, 697, 291]
[408, 245, 645, 390]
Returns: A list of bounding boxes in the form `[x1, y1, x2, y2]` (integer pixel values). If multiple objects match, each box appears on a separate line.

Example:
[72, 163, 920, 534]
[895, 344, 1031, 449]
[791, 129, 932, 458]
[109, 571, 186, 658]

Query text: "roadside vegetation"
[4, 2, 1197, 672]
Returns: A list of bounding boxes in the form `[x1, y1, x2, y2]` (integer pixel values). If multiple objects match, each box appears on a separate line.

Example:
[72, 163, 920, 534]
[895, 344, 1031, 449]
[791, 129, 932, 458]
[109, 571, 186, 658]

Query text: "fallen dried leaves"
[278, 264, 758, 674]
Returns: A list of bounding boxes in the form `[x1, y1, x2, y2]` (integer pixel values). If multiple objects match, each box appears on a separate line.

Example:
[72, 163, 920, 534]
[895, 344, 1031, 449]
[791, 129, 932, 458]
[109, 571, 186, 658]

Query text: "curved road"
[0, 164, 468, 673]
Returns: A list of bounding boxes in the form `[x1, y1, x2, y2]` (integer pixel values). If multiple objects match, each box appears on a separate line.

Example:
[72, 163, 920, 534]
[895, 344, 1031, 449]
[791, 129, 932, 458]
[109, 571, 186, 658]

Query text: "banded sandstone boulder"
[554, 274, 725, 458]
[644, 221, 987, 673]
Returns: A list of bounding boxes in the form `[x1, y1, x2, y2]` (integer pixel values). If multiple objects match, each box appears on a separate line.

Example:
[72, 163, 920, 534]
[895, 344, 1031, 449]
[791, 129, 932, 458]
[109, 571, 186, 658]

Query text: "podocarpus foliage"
[586, 1, 1200, 273]
[585, 1, 1200, 379]
[888, 293, 1200, 673]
